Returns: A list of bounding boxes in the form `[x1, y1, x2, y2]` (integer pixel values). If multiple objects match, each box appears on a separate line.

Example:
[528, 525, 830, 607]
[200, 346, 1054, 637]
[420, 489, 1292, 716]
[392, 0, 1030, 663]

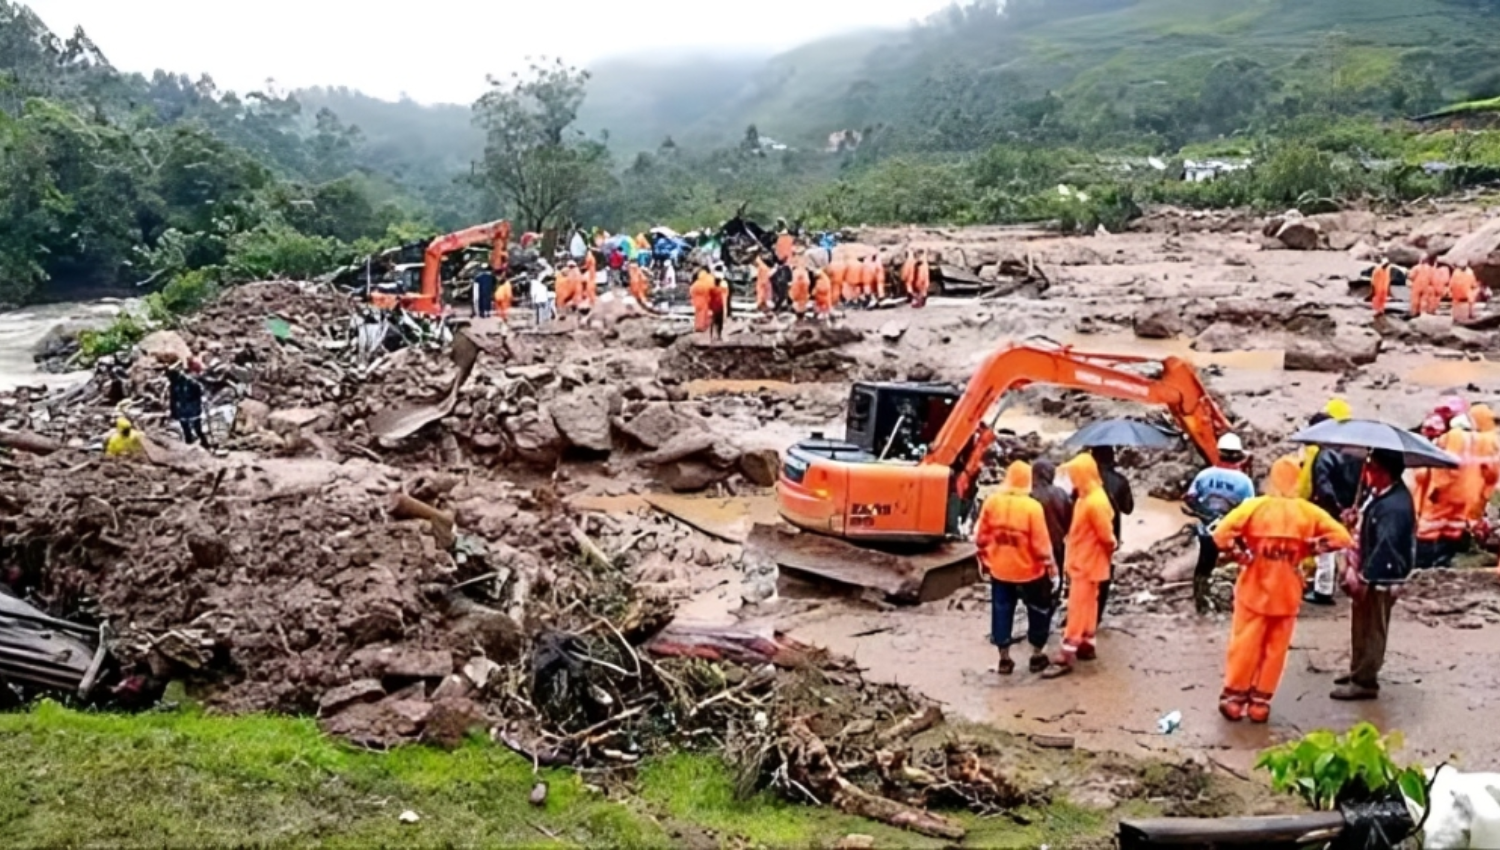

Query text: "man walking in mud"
[167, 358, 212, 449]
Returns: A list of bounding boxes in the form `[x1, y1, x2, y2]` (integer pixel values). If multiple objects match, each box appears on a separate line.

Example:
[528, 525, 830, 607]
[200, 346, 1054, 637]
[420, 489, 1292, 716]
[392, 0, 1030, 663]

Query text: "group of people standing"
[1369, 256, 1485, 322]
[975, 394, 1499, 725]
[750, 244, 934, 320]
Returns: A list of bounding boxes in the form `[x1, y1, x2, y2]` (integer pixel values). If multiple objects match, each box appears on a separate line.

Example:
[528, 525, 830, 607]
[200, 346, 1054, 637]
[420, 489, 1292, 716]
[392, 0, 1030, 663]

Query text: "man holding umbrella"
[1291, 418, 1438, 702]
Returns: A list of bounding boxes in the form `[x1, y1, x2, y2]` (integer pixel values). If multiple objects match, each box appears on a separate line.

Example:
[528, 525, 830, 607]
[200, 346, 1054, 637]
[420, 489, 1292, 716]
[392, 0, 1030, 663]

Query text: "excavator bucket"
[745, 523, 977, 606]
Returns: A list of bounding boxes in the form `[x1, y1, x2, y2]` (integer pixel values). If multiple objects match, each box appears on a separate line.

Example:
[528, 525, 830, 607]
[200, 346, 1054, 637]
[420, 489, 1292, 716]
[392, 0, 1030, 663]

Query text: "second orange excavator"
[755, 342, 1233, 603]
[371, 220, 511, 316]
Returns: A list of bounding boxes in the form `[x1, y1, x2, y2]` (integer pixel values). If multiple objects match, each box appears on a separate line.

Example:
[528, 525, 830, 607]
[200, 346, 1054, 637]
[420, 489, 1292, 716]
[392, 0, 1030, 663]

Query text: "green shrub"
[1256, 723, 1427, 811]
[145, 269, 218, 324]
[77, 312, 149, 362]
[226, 224, 343, 281]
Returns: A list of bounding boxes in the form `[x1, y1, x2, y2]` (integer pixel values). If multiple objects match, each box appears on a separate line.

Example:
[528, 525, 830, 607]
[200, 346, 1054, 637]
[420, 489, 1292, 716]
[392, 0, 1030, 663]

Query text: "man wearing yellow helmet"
[105, 417, 145, 458]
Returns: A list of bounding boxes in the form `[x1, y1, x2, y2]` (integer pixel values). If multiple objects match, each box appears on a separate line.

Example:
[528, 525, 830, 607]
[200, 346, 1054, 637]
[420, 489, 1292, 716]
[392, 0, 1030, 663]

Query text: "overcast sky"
[27, 0, 953, 105]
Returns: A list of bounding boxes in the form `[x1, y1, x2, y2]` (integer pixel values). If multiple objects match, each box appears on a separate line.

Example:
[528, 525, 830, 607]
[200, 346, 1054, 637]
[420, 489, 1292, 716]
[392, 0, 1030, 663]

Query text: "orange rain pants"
[813, 271, 834, 318]
[690, 272, 715, 333]
[754, 259, 771, 311]
[1370, 265, 1391, 315]
[1060, 454, 1117, 657]
[789, 268, 811, 316]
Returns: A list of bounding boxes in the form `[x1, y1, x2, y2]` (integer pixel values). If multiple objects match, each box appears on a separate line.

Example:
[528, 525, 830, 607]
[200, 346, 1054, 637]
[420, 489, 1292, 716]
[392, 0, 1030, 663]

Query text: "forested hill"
[579, 0, 1500, 155]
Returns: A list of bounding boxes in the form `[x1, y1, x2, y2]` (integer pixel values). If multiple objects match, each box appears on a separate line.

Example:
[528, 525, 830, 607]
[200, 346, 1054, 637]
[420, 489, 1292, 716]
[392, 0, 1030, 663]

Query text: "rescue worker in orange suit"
[843, 257, 864, 305]
[708, 268, 729, 342]
[1213, 458, 1353, 723]
[1370, 259, 1392, 316]
[754, 256, 772, 312]
[976, 462, 1057, 676]
[1428, 262, 1452, 315]
[825, 257, 848, 306]
[900, 250, 917, 300]
[689, 267, 716, 334]
[869, 254, 888, 302]
[1415, 414, 1485, 569]
[1451, 261, 1479, 323]
[775, 222, 795, 265]
[494, 277, 513, 322]
[812, 265, 834, 321]
[1408, 257, 1434, 317]
[789, 258, 811, 318]
[1044, 453, 1117, 678]
[556, 261, 581, 313]
[911, 250, 932, 308]
[1471, 404, 1500, 536]
[627, 259, 651, 307]
[581, 251, 599, 309]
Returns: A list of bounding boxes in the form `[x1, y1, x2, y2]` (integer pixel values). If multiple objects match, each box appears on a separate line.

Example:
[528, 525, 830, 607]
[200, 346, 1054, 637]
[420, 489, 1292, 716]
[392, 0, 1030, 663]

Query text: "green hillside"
[583, 0, 1500, 155]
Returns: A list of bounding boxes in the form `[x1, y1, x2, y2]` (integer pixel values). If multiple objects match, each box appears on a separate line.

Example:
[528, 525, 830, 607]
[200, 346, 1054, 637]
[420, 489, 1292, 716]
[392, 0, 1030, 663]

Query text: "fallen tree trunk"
[0, 430, 62, 456]
[877, 705, 945, 745]
[785, 720, 965, 841]
[387, 493, 455, 549]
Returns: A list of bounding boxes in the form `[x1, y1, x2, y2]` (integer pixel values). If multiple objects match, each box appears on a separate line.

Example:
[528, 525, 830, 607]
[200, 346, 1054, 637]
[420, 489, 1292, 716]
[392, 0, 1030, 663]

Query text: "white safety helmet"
[1217, 433, 1245, 454]
[1451, 414, 1474, 431]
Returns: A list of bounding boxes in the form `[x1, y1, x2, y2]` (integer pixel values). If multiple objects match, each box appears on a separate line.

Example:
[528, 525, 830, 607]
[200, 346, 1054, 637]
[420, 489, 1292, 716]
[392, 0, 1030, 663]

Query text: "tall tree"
[472, 58, 610, 232]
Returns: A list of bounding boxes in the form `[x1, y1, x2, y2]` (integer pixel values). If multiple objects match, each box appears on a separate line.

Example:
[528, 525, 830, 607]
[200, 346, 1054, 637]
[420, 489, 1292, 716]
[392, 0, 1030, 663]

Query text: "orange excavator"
[756, 342, 1232, 603]
[371, 220, 511, 316]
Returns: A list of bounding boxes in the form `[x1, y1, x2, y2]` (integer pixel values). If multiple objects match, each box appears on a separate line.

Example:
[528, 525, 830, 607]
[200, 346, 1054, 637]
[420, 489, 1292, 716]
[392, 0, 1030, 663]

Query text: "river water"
[0, 301, 125, 392]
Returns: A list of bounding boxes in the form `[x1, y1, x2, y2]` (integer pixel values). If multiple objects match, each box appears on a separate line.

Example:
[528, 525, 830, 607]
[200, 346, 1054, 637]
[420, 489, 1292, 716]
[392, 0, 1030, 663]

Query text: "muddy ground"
[2, 202, 1499, 834]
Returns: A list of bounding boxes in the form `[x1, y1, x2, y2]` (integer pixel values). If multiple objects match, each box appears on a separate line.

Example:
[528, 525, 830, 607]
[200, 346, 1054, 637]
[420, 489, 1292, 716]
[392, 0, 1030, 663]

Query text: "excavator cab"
[780, 382, 968, 546]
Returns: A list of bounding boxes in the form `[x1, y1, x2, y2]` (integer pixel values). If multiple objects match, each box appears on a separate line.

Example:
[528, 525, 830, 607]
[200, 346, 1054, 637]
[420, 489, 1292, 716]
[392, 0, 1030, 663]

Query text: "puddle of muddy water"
[1122, 497, 1191, 555]
[1405, 358, 1500, 389]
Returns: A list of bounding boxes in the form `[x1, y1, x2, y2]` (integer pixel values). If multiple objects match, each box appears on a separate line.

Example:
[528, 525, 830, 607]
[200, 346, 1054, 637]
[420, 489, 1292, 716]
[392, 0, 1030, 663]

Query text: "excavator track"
[745, 523, 978, 605]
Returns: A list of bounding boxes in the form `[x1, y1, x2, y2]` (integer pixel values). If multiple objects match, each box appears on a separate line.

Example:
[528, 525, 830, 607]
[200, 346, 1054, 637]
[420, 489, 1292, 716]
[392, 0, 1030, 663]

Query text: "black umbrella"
[1289, 418, 1458, 469]
[1063, 418, 1178, 450]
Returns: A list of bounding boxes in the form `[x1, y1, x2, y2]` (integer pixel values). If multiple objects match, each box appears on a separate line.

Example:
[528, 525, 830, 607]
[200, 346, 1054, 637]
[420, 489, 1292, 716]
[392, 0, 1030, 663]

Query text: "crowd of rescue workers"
[975, 396, 1498, 725]
[100, 225, 1496, 731]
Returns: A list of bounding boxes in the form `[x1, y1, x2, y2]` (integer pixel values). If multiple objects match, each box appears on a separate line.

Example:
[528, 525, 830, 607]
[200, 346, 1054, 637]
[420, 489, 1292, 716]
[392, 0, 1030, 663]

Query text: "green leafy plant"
[76, 312, 149, 362]
[1256, 723, 1428, 812]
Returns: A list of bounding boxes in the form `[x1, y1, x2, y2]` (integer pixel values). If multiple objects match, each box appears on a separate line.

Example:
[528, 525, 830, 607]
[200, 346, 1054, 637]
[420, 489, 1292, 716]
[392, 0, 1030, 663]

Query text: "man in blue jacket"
[1186, 433, 1255, 614]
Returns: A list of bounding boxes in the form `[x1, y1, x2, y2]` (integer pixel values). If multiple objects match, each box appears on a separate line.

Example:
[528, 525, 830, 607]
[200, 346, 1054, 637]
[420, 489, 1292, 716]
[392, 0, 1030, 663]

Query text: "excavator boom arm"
[924, 344, 1230, 499]
[418, 220, 512, 305]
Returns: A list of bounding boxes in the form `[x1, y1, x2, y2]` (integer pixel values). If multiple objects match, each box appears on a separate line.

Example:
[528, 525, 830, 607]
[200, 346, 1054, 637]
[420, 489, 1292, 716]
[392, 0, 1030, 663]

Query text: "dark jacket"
[167, 370, 205, 421]
[1312, 448, 1361, 515]
[1359, 481, 1416, 585]
[1032, 480, 1074, 566]
[1098, 465, 1134, 542]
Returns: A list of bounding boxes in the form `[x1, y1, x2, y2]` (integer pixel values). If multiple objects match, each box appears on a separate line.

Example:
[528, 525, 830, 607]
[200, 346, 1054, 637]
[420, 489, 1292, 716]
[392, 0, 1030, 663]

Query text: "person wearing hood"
[911, 250, 932, 307]
[1300, 399, 1360, 606]
[826, 257, 849, 306]
[167, 359, 211, 448]
[1213, 458, 1353, 722]
[1408, 257, 1432, 318]
[775, 226, 795, 265]
[789, 258, 811, 317]
[1044, 453, 1117, 678]
[1334, 449, 1415, 701]
[1470, 404, 1499, 530]
[628, 259, 651, 308]
[864, 255, 886, 304]
[581, 250, 599, 307]
[754, 256, 772, 312]
[812, 265, 834, 320]
[975, 462, 1057, 676]
[690, 266, 716, 334]
[1415, 414, 1484, 568]
[1186, 434, 1256, 614]
[1451, 261, 1479, 323]
[1370, 259, 1392, 316]
[1088, 446, 1135, 621]
[494, 277, 513, 322]
[900, 250, 917, 299]
[556, 260, 582, 313]
[1031, 459, 1075, 578]
[105, 416, 145, 458]
[1428, 262, 1452, 315]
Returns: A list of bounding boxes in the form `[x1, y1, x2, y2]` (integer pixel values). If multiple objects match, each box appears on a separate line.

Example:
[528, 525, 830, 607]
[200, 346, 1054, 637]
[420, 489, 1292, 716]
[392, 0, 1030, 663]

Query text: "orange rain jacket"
[789, 267, 811, 313]
[1468, 404, 1499, 522]
[1416, 427, 1486, 540]
[826, 261, 848, 303]
[556, 268, 582, 311]
[900, 254, 916, 295]
[775, 233, 794, 264]
[1371, 264, 1392, 314]
[868, 258, 887, 299]
[1451, 268, 1479, 304]
[1409, 262, 1433, 316]
[689, 271, 716, 332]
[494, 280, 513, 320]
[1062, 454, 1117, 583]
[1214, 458, 1353, 617]
[975, 462, 1054, 584]
[754, 258, 772, 310]
[628, 265, 651, 305]
[912, 260, 932, 301]
[812, 270, 834, 315]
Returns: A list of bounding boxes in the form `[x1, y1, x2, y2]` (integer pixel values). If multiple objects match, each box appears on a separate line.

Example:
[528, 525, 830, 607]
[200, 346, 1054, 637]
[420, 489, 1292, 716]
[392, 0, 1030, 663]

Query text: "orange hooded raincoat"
[1370, 264, 1392, 315]
[689, 270, 716, 333]
[975, 462, 1055, 584]
[789, 266, 811, 315]
[1467, 404, 1499, 524]
[812, 269, 834, 317]
[1416, 427, 1485, 541]
[1409, 261, 1433, 317]
[1060, 454, 1117, 655]
[1214, 458, 1353, 712]
[628, 264, 651, 306]
[754, 258, 772, 311]
[494, 279, 513, 321]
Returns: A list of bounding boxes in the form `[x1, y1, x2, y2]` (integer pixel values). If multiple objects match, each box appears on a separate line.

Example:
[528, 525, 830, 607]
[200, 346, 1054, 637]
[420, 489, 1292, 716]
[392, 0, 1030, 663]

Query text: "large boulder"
[1382, 242, 1424, 268]
[507, 408, 564, 466]
[614, 403, 701, 450]
[1133, 307, 1183, 340]
[1191, 322, 1250, 353]
[657, 461, 732, 493]
[1285, 325, 1382, 373]
[1442, 217, 1500, 288]
[1275, 216, 1324, 251]
[137, 330, 191, 365]
[738, 449, 782, 488]
[550, 387, 614, 454]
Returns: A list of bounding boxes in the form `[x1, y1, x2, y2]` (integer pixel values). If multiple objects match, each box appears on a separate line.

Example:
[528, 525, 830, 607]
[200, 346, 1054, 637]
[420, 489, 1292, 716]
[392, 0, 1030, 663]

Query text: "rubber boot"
[1247, 691, 1272, 724]
[1218, 689, 1248, 722]
[1194, 575, 1212, 615]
